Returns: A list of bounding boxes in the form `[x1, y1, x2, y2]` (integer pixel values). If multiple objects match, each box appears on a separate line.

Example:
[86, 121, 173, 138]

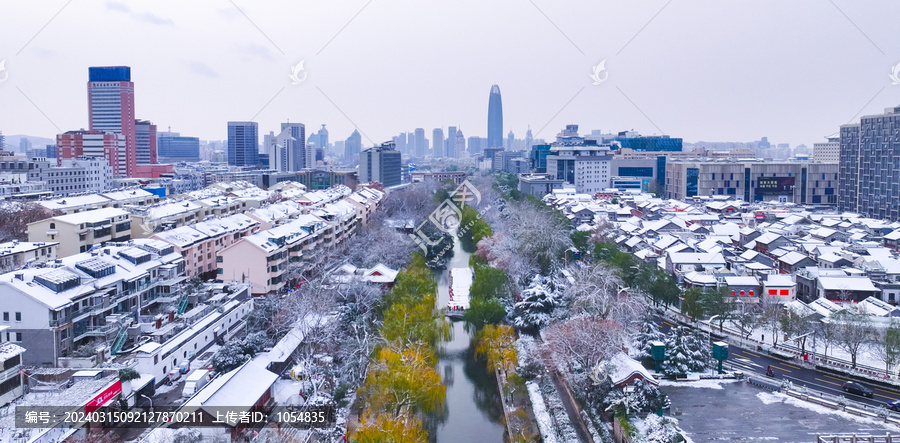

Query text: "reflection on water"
[426, 235, 506, 443]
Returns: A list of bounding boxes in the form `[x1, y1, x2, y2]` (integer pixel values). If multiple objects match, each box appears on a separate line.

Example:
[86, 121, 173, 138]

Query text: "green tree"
[700, 286, 735, 331]
[474, 324, 518, 375]
[681, 287, 704, 321]
[647, 270, 681, 308]
[381, 296, 449, 350]
[593, 242, 619, 262]
[875, 325, 900, 377]
[779, 310, 815, 355]
[470, 264, 510, 300]
[571, 231, 591, 259]
[463, 297, 507, 331]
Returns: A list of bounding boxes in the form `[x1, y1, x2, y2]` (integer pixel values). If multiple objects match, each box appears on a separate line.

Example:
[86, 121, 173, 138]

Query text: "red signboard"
[85, 380, 122, 414]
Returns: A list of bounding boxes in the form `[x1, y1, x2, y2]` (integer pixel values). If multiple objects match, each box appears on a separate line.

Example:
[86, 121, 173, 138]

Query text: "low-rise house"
[0, 241, 58, 274]
[723, 276, 760, 300]
[777, 251, 817, 274]
[763, 274, 796, 303]
[754, 232, 791, 254]
[817, 276, 880, 303]
[665, 252, 726, 282]
[855, 296, 900, 317]
[28, 208, 132, 256]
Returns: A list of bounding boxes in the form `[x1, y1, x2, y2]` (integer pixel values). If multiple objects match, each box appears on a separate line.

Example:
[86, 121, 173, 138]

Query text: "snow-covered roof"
[764, 274, 794, 287]
[818, 276, 877, 292]
[54, 207, 129, 225]
[723, 276, 759, 287]
[607, 352, 657, 387]
[185, 360, 278, 415]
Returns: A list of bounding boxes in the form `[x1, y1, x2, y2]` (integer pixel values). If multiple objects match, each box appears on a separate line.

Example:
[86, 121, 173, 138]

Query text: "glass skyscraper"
[488, 84, 503, 148]
[227, 121, 259, 167]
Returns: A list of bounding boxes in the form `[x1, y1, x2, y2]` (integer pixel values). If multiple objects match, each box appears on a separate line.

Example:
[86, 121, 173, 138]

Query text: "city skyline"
[1, 1, 900, 147]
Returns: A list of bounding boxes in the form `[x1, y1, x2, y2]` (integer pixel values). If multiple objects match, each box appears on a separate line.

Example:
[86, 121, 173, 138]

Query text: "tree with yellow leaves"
[360, 346, 446, 417]
[474, 324, 518, 375]
[381, 296, 449, 350]
[352, 414, 428, 443]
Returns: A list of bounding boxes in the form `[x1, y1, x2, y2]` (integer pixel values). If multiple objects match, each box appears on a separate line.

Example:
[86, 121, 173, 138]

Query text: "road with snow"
[655, 316, 900, 412]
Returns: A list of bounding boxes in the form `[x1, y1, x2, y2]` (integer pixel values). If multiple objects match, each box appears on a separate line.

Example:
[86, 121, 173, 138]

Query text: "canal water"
[428, 235, 506, 443]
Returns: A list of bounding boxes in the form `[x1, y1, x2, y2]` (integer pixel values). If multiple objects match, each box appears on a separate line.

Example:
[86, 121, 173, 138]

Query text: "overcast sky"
[1, 0, 899, 147]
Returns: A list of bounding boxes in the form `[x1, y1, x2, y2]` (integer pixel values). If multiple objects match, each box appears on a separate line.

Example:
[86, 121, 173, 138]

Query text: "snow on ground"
[756, 391, 900, 430]
[658, 378, 742, 390]
[526, 381, 557, 443]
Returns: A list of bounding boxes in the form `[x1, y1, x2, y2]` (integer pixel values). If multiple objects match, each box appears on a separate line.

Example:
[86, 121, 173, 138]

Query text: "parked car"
[886, 400, 900, 412]
[842, 381, 874, 398]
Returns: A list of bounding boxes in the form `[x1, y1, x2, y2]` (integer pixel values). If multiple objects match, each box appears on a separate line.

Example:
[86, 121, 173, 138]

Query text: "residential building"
[665, 159, 839, 204]
[359, 142, 402, 187]
[280, 122, 307, 171]
[344, 130, 362, 162]
[410, 171, 467, 185]
[37, 189, 157, 214]
[134, 120, 157, 165]
[414, 128, 427, 157]
[88, 66, 137, 177]
[27, 157, 113, 196]
[28, 207, 132, 256]
[152, 215, 259, 280]
[290, 169, 358, 190]
[128, 200, 204, 238]
[227, 122, 259, 167]
[56, 130, 124, 176]
[0, 241, 58, 274]
[839, 106, 900, 221]
[0, 243, 183, 366]
[0, 326, 25, 406]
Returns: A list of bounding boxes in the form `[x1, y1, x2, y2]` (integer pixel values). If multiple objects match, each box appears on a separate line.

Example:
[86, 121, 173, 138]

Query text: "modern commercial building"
[28, 207, 132, 256]
[614, 132, 682, 152]
[88, 66, 137, 177]
[488, 85, 503, 148]
[665, 159, 839, 204]
[432, 128, 444, 158]
[530, 144, 551, 173]
[281, 122, 307, 171]
[545, 125, 613, 194]
[157, 131, 200, 163]
[813, 137, 840, 163]
[410, 171, 467, 185]
[446, 126, 457, 158]
[839, 106, 900, 221]
[227, 122, 259, 167]
[344, 130, 362, 162]
[517, 173, 565, 198]
[455, 128, 466, 158]
[292, 169, 359, 190]
[610, 157, 666, 195]
[56, 130, 124, 176]
[359, 142, 402, 187]
[414, 128, 427, 157]
[28, 157, 113, 196]
[134, 120, 157, 165]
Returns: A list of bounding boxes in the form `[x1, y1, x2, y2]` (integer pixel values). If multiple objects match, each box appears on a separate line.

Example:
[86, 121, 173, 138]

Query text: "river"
[427, 235, 507, 443]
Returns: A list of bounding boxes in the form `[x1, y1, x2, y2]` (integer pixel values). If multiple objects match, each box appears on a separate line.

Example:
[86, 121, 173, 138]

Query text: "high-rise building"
[317, 124, 329, 151]
[507, 130, 515, 150]
[359, 142, 401, 187]
[813, 137, 840, 163]
[157, 131, 200, 163]
[446, 126, 457, 158]
[468, 136, 482, 155]
[88, 66, 137, 176]
[432, 128, 444, 158]
[0, 132, 5, 151]
[545, 124, 613, 194]
[488, 84, 503, 148]
[525, 126, 533, 151]
[134, 119, 157, 165]
[414, 128, 426, 157]
[227, 121, 259, 167]
[19, 138, 32, 153]
[839, 105, 900, 220]
[28, 158, 113, 196]
[281, 122, 307, 170]
[345, 130, 362, 162]
[456, 129, 466, 158]
[56, 130, 124, 175]
[45, 144, 57, 160]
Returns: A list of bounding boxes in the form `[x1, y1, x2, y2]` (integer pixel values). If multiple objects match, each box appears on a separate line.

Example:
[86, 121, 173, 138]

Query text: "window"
[768, 289, 777, 295]
[14, 312, 20, 322]
[50, 223, 55, 229]
[154, 355, 159, 364]
[15, 333, 22, 342]
[779, 289, 789, 295]
[2, 312, 7, 322]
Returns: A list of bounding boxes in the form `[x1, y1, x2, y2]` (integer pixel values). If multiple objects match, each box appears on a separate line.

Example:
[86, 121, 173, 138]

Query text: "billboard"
[755, 176, 795, 194]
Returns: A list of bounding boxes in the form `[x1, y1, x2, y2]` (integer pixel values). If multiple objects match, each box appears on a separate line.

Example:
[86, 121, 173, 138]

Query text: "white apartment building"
[28, 207, 132, 256]
[0, 241, 59, 274]
[545, 144, 613, 194]
[27, 158, 113, 196]
[813, 138, 840, 163]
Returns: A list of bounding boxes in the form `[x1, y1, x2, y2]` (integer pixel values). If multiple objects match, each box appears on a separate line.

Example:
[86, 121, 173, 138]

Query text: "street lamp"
[706, 315, 720, 343]
[139, 393, 153, 412]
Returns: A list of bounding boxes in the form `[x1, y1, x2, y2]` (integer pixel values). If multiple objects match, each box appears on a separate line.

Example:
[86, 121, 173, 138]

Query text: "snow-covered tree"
[563, 262, 647, 331]
[638, 414, 681, 443]
[512, 276, 560, 332]
[604, 379, 668, 416]
[544, 316, 626, 374]
[661, 327, 709, 377]
[632, 317, 666, 362]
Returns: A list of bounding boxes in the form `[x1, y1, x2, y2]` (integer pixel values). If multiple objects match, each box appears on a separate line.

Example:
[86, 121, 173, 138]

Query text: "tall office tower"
[88, 66, 137, 176]
[56, 130, 124, 175]
[432, 128, 443, 158]
[281, 122, 307, 170]
[488, 84, 503, 148]
[0, 132, 4, 151]
[317, 125, 329, 151]
[468, 136, 482, 155]
[455, 129, 466, 158]
[227, 121, 259, 167]
[45, 144, 57, 159]
[507, 130, 515, 150]
[839, 105, 900, 220]
[345, 129, 362, 162]
[395, 132, 408, 155]
[19, 138, 32, 153]
[134, 120, 157, 165]
[525, 126, 533, 150]
[407, 132, 417, 156]
[359, 142, 402, 187]
[414, 128, 426, 157]
[446, 126, 457, 158]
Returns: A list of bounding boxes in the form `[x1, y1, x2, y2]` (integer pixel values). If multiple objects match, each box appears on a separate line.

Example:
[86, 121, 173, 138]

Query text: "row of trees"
[352, 255, 448, 442]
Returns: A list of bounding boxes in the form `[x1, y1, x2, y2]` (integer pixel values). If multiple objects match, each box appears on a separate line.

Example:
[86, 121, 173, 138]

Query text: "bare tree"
[832, 311, 875, 369]
[563, 262, 646, 331]
[544, 316, 626, 374]
[0, 202, 57, 242]
[759, 296, 784, 346]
